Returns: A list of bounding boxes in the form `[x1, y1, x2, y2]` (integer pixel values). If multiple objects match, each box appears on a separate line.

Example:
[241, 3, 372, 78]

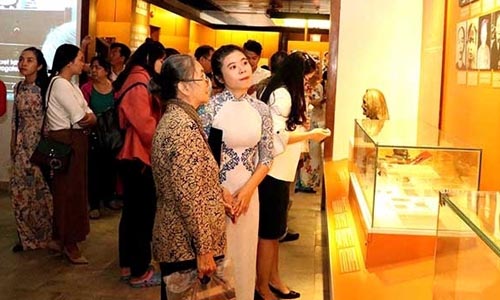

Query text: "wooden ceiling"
[182, 0, 331, 14]
[152, 0, 331, 28]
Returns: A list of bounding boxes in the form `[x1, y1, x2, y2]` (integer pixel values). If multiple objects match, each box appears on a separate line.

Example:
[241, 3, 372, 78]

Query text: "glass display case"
[434, 190, 500, 299]
[350, 119, 482, 233]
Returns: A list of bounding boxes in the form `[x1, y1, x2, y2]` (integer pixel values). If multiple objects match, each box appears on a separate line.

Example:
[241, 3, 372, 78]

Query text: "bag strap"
[116, 82, 148, 106]
[39, 77, 60, 136]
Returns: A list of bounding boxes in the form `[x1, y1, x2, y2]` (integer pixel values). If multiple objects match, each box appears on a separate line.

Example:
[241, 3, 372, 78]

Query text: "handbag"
[92, 81, 148, 153]
[165, 258, 235, 300]
[30, 138, 72, 175]
[29, 77, 72, 178]
[91, 106, 124, 153]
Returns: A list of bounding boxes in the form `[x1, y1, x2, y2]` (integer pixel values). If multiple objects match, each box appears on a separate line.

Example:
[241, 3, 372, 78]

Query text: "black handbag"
[29, 77, 72, 178]
[91, 81, 147, 153]
[30, 137, 72, 174]
[92, 106, 124, 153]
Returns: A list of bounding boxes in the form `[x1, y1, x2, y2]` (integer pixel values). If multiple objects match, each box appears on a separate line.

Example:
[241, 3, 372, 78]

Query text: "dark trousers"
[118, 159, 157, 277]
[88, 147, 116, 210]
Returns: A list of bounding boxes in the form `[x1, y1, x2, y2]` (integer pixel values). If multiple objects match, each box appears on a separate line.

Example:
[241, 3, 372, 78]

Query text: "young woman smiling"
[200, 44, 274, 300]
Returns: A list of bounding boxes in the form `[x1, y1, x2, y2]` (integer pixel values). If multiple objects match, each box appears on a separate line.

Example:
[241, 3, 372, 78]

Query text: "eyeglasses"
[181, 73, 210, 83]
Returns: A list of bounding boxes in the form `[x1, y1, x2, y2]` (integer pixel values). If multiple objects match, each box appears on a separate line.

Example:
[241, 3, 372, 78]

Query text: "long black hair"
[261, 51, 317, 131]
[49, 44, 80, 80]
[21, 47, 49, 98]
[113, 40, 165, 91]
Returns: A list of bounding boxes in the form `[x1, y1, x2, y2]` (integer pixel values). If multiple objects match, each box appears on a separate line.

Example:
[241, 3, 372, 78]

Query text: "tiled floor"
[0, 188, 329, 300]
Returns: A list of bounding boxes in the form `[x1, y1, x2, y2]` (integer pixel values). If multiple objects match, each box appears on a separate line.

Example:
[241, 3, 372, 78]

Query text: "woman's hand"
[222, 187, 236, 223]
[232, 185, 255, 220]
[196, 251, 217, 278]
[77, 112, 97, 128]
[309, 128, 331, 142]
[81, 35, 92, 51]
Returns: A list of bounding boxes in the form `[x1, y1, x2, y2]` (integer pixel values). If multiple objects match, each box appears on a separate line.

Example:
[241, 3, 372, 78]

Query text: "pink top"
[80, 81, 92, 103]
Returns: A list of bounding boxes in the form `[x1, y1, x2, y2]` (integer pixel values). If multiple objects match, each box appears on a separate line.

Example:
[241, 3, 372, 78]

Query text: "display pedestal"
[325, 160, 434, 300]
[349, 175, 436, 268]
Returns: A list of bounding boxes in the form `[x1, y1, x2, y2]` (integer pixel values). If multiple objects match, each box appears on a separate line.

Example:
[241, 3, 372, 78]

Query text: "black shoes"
[269, 284, 301, 299]
[12, 243, 23, 253]
[294, 187, 316, 193]
[254, 290, 264, 300]
[279, 231, 300, 243]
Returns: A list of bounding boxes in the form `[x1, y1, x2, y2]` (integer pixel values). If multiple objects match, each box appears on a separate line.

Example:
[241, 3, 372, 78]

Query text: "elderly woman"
[151, 54, 228, 300]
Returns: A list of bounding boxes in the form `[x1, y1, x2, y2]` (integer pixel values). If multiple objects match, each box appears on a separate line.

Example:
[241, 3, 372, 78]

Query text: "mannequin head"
[362, 88, 389, 120]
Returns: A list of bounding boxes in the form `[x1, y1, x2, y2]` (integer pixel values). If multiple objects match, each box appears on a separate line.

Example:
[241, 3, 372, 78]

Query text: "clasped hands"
[222, 186, 252, 223]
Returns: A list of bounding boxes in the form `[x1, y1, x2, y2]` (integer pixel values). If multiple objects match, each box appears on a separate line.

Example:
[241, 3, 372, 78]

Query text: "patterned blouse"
[151, 101, 226, 263]
[199, 89, 274, 183]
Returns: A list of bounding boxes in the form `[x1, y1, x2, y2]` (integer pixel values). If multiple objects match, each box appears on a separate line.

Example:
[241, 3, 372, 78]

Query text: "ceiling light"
[272, 18, 330, 29]
[266, 11, 329, 20]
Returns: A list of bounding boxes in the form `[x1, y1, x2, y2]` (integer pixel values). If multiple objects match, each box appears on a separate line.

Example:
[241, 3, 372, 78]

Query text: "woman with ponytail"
[46, 43, 96, 264]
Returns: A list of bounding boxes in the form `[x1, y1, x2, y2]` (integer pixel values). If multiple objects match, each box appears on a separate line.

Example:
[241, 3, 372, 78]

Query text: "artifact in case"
[349, 119, 481, 267]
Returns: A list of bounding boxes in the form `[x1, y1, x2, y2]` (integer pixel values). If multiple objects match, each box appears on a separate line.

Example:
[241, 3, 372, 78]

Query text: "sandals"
[129, 267, 161, 288]
[120, 267, 131, 282]
[89, 209, 101, 220]
[106, 200, 124, 210]
[63, 246, 88, 265]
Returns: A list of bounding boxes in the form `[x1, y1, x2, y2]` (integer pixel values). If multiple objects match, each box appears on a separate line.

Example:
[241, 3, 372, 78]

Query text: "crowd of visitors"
[9, 37, 330, 300]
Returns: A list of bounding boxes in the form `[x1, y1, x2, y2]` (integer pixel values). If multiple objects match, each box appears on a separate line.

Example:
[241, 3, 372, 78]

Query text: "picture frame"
[459, 0, 479, 7]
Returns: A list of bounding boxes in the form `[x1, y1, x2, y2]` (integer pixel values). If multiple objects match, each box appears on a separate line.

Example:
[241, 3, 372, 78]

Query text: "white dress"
[201, 90, 273, 300]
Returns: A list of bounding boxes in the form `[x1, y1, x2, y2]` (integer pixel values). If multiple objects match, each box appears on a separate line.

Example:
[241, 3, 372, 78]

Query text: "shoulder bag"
[30, 77, 72, 179]
[92, 81, 147, 153]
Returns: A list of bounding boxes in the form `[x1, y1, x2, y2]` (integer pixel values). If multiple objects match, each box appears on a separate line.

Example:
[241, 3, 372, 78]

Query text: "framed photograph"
[491, 11, 500, 70]
[456, 21, 467, 70]
[477, 15, 492, 70]
[459, 0, 469, 6]
[459, 0, 479, 6]
[466, 18, 479, 70]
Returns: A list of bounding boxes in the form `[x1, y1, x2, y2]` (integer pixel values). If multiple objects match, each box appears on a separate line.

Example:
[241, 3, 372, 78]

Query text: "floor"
[0, 188, 329, 300]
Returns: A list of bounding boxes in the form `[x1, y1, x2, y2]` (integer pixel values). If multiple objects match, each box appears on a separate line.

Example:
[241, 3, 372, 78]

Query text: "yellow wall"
[189, 21, 217, 55]
[130, 0, 150, 49]
[149, 6, 190, 53]
[95, 0, 132, 45]
[95, 3, 279, 60]
[441, 2, 500, 189]
[189, 22, 279, 63]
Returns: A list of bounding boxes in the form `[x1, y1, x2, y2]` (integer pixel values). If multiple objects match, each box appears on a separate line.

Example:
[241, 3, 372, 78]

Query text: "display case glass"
[350, 119, 481, 233]
[434, 190, 500, 299]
